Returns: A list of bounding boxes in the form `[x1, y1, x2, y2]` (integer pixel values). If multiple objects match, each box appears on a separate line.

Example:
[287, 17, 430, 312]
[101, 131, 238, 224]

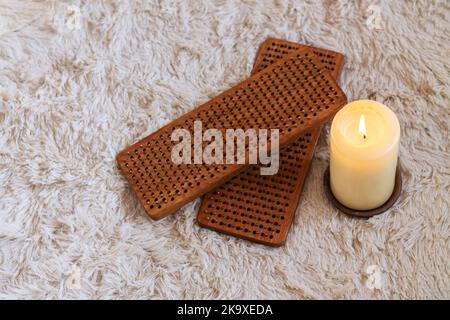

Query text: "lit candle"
[330, 100, 400, 210]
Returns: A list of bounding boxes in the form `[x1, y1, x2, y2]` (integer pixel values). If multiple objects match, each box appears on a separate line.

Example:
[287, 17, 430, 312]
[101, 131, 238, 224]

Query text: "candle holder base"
[323, 164, 402, 218]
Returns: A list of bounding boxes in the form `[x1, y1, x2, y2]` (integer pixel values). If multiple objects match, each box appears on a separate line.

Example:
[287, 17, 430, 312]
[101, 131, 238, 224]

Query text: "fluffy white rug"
[0, 0, 448, 299]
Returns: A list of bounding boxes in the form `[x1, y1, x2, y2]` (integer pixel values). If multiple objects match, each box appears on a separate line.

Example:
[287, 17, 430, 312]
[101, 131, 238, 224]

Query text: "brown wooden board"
[117, 46, 347, 220]
[197, 38, 345, 246]
[254, 38, 344, 80]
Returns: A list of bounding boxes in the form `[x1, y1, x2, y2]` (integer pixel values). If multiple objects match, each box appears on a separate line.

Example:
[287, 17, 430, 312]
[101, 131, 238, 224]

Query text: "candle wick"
[363, 134, 366, 140]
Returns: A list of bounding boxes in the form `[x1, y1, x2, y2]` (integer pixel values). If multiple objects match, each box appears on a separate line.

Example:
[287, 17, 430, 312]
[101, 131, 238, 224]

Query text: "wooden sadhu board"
[197, 38, 345, 246]
[117, 43, 347, 221]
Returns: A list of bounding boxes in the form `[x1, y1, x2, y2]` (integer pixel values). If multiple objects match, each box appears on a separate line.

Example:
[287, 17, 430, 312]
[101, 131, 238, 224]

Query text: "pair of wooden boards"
[117, 38, 346, 246]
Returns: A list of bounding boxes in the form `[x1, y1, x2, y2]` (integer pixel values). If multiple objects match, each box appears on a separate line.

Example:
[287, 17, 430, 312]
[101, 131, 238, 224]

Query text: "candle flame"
[359, 114, 367, 139]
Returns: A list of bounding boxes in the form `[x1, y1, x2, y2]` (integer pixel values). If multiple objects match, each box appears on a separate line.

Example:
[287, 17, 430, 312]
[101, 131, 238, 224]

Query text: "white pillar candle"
[330, 100, 400, 210]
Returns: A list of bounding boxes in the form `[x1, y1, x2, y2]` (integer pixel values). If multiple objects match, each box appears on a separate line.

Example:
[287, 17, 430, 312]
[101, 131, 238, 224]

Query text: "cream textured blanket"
[0, 0, 448, 299]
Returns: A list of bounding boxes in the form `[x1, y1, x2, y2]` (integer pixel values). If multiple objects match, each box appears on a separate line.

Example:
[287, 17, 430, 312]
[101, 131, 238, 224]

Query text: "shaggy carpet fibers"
[0, 0, 448, 299]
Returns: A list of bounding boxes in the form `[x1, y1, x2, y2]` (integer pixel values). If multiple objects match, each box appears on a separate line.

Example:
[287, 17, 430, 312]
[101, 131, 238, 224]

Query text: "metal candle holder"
[323, 164, 402, 217]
